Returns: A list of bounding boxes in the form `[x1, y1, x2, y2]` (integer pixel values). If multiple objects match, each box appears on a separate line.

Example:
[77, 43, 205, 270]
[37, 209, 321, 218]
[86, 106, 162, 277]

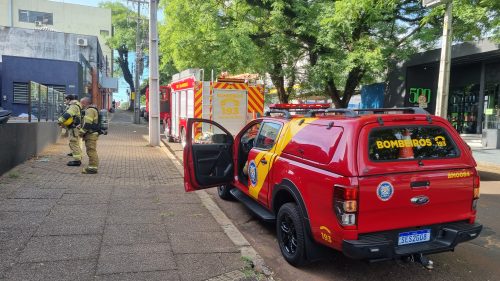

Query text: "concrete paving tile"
[0, 227, 37, 250]
[94, 271, 180, 281]
[157, 203, 208, 215]
[106, 209, 163, 225]
[48, 204, 108, 219]
[157, 193, 201, 204]
[111, 186, 157, 199]
[0, 211, 47, 229]
[19, 235, 101, 263]
[0, 199, 56, 212]
[66, 186, 113, 195]
[169, 232, 239, 254]
[175, 253, 243, 281]
[102, 224, 169, 245]
[97, 243, 176, 275]
[5, 260, 95, 281]
[35, 217, 105, 236]
[0, 249, 19, 279]
[58, 193, 110, 205]
[108, 199, 162, 211]
[163, 213, 222, 232]
[8, 188, 66, 199]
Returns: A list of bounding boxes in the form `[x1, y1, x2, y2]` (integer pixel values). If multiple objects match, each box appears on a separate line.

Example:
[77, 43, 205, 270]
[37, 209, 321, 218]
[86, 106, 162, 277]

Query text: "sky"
[50, 0, 162, 102]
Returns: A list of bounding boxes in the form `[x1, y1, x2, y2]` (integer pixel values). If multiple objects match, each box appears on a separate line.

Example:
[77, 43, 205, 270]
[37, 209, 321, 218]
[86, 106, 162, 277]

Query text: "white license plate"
[398, 229, 431, 246]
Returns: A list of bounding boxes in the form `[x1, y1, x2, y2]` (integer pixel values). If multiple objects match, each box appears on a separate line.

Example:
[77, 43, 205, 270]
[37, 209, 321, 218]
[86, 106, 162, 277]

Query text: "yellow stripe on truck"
[248, 118, 318, 199]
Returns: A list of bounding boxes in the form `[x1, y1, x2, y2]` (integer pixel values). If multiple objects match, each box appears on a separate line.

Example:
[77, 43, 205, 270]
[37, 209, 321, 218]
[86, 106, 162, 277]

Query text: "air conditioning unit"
[76, 38, 88, 47]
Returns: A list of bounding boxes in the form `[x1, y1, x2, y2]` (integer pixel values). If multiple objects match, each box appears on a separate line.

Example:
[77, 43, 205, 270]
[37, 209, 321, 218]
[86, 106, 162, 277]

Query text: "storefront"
[387, 39, 500, 134]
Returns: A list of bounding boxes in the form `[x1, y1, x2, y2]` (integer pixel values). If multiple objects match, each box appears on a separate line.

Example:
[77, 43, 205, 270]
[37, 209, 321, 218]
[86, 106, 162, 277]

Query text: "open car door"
[183, 118, 235, 192]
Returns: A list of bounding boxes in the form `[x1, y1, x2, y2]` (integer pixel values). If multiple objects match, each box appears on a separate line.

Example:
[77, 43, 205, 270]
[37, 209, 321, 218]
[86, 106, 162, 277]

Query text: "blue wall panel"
[1, 55, 82, 116]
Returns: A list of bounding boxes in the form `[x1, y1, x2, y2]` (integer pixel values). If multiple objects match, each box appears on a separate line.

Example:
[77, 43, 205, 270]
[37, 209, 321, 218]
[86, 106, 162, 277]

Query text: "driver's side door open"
[184, 118, 235, 192]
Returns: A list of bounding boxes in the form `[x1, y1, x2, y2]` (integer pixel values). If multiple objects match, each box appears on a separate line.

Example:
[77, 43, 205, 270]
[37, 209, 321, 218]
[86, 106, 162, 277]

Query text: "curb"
[158, 139, 273, 280]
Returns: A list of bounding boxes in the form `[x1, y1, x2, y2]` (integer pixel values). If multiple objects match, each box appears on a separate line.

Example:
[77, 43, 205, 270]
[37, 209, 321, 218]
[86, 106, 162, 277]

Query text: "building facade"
[0, 55, 82, 115]
[0, 26, 117, 112]
[0, 0, 112, 75]
[387, 39, 500, 134]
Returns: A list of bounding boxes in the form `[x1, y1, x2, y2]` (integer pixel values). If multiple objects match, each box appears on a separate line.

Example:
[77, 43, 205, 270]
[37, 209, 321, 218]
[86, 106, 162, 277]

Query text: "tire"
[276, 202, 307, 266]
[217, 185, 234, 200]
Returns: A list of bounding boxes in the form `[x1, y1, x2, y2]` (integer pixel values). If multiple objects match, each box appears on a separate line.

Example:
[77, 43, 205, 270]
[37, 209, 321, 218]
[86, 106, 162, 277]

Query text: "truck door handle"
[411, 181, 430, 188]
[260, 159, 268, 165]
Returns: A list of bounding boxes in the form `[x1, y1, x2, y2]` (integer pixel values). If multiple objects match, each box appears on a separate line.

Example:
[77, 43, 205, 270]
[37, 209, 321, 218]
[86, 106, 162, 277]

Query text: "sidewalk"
[0, 110, 255, 281]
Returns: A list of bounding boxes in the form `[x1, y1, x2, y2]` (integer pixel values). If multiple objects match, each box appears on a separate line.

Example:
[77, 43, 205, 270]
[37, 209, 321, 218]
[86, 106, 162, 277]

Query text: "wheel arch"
[272, 179, 328, 262]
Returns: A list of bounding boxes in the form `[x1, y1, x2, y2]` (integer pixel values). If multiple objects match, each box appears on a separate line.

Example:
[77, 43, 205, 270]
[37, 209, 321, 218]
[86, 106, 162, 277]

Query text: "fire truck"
[168, 69, 265, 146]
[144, 85, 171, 130]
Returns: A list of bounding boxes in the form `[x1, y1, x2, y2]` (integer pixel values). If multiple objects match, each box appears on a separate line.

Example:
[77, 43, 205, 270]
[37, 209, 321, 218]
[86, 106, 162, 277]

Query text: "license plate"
[398, 229, 431, 246]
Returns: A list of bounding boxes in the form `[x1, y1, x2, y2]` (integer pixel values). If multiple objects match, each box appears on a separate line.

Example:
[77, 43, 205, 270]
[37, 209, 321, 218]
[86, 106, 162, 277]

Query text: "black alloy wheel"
[276, 202, 307, 266]
[217, 185, 234, 200]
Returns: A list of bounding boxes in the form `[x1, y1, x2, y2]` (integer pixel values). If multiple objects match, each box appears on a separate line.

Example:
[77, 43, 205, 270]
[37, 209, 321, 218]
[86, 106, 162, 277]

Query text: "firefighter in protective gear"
[58, 95, 82, 166]
[78, 97, 99, 174]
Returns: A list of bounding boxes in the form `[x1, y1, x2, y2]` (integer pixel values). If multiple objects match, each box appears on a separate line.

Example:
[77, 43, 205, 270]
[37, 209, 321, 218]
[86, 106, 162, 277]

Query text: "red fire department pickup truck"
[183, 105, 482, 267]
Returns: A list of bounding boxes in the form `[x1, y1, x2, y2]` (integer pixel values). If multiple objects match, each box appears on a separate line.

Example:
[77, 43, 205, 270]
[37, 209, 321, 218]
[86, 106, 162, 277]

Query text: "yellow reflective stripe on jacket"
[67, 102, 81, 117]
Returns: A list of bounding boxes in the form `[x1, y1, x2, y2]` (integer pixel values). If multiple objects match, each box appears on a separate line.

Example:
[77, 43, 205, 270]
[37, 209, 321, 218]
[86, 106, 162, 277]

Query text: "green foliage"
[158, 0, 499, 106]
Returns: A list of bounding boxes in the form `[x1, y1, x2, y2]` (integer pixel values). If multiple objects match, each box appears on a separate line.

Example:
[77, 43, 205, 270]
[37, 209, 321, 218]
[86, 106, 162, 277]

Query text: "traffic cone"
[399, 129, 414, 159]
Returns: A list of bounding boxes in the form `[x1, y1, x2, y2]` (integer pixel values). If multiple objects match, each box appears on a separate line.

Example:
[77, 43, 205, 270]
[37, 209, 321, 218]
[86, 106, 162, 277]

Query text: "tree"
[99, 2, 148, 106]
[159, 0, 499, 106]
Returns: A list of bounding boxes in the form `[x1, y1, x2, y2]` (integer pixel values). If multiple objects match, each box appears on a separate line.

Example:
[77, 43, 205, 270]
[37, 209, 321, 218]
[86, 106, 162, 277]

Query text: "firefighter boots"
[67, 160, 81, 166]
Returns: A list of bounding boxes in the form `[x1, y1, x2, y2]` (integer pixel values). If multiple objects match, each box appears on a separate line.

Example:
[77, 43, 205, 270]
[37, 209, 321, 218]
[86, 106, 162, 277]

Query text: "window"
[368, 126, 459, 161]
[18, 10, 53, 25]
[100, 30, 110, 36]
[13, 82, 29, 104]
[254, 122, 281, 150]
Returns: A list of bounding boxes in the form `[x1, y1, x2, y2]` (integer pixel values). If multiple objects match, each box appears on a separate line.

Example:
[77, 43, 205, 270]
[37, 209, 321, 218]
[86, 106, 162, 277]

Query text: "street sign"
[422, 0, 446, 8]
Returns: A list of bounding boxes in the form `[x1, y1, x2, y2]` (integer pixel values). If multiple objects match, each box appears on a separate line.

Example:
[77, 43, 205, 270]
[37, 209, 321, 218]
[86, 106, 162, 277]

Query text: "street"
[167, 141, 500, 281]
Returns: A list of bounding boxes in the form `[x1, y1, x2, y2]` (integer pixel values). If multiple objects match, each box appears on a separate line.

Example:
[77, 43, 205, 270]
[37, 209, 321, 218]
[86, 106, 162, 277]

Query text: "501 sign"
[409, 88, 432, 105]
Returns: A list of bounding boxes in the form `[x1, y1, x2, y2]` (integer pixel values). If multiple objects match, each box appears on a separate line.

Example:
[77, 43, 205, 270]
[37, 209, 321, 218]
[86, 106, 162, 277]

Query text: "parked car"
[182, 105, 482, 267]
[0, 108, 12, 124]
[140, 106, 146, 118]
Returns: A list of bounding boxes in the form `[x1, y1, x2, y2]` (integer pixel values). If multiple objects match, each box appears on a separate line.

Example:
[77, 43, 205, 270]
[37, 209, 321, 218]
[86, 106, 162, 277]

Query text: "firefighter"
[58, 95, 82, 166]
[78, 97, 99, 174]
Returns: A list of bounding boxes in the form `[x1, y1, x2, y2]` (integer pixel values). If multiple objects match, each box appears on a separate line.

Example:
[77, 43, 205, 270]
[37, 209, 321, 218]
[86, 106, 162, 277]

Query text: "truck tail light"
[334, 185, 358, 228]
[472, 174, 480, 210]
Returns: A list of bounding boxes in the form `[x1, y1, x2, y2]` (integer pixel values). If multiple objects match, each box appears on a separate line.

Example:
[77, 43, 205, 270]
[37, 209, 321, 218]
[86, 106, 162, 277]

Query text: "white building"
[0, 0, 112, 75]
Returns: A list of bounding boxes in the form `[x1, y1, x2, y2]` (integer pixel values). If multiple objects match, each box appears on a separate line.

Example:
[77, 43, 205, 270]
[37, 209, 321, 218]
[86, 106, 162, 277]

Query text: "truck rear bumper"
[342, 221, 482, 260]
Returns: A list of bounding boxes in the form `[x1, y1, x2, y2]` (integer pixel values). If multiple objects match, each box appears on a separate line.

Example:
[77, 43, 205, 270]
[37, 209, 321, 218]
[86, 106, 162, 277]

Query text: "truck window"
[254, 122, 281, 150]
[368, 126, 459, 161]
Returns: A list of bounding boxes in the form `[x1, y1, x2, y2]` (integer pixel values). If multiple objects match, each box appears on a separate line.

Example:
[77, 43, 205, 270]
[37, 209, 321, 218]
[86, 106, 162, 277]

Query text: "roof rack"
[306, 108, 358, 117]
[264, 109, 291, 119]
[353, 107, 430, 115]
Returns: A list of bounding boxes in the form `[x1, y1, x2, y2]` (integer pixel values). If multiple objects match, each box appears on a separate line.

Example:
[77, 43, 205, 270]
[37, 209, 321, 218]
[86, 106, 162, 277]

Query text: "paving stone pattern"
[0, 111, 246, 281]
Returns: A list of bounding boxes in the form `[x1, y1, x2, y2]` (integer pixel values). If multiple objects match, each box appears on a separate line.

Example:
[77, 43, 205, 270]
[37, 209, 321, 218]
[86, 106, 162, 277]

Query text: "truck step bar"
[230, 188, 276, 222]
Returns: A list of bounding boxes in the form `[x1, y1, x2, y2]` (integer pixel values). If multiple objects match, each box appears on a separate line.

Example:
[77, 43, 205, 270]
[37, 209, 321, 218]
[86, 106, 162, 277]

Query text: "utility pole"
[149, 0, 160, 146]
[133, 0, 142, 124]
[435, 1, 453, 119]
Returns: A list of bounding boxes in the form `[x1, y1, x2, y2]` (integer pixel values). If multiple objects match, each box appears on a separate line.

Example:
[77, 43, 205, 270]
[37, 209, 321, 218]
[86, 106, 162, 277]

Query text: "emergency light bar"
[269, 103, 331, 110]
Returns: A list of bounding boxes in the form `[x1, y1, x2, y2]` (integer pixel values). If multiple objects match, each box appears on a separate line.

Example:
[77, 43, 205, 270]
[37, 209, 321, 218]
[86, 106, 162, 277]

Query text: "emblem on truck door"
[248, 160, 257, 186]
[411, 195, 430, 205]
[377, 182, 394, 201]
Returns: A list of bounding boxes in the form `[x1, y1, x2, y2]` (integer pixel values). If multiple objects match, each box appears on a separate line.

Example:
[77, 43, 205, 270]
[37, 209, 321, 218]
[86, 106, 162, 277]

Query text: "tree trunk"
[270, 63, 289, 103]
[116, 46, 135, 110]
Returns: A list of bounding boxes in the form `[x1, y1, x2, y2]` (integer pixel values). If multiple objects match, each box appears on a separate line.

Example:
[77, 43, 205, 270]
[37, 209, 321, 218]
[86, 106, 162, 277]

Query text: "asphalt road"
[167, 140, 500, 280]
[206, 169, 500, 281]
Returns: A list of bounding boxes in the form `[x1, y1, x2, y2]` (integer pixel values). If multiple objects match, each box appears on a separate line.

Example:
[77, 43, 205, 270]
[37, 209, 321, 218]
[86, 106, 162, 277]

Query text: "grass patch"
[8, 172, 20, 179]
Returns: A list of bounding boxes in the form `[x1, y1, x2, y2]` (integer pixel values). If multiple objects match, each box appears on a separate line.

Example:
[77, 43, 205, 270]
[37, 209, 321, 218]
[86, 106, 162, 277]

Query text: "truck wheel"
[217, 185, 234, 200]
[277, 203, 307, 266]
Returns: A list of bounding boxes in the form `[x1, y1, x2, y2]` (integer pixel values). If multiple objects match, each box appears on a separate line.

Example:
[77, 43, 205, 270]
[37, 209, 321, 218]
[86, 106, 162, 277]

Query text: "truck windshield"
[368, 126, 459, 161]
